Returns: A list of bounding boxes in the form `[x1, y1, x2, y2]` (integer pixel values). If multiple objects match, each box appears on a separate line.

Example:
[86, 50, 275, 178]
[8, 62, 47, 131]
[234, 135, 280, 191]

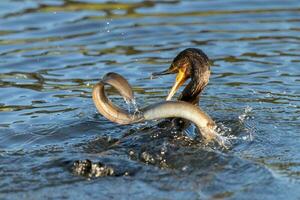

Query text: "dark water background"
[0, 0, 300, 199]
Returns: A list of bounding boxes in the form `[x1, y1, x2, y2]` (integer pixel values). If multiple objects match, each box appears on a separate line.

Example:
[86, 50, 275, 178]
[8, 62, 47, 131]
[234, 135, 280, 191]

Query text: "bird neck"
[178, 62, 210, 104]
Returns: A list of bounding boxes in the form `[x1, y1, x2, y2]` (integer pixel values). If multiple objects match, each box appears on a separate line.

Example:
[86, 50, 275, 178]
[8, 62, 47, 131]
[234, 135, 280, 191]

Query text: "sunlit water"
[0, 0, 300, 199]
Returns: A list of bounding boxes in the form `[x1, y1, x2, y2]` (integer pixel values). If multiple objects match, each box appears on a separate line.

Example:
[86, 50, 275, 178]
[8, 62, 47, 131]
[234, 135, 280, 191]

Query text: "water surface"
[0, 0, 300, 199]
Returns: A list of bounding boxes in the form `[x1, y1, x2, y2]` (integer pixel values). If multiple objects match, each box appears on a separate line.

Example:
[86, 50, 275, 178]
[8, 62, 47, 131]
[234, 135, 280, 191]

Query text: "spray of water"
[239, 106, 254, 141]
[122, 97, 142, 121]
[239, 106, 253, 122]
[213, 105, 255, 147]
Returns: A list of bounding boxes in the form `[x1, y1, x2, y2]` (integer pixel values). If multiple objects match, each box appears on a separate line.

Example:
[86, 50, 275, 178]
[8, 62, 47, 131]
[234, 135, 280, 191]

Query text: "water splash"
[123, 98, 140, 113]
[123, 98, 132, 113]
[214, 106, 255, 145]
[211, 125, 231, 149]
[239, 106, 255, 141]
[239, 106, 253, 122]
[214, 128, 234, 150]
[131, 99, 140, 113]
[216, 123, 233, 137]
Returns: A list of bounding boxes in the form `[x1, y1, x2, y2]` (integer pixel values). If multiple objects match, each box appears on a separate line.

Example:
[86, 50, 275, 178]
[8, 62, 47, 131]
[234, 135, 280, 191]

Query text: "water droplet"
[182, 166, 188, 171]
[129, 150, 135, 156]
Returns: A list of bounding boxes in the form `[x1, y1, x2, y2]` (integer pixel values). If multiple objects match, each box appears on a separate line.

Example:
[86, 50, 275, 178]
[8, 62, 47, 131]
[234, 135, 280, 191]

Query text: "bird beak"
[166, 68, 188, 100]
[152, 68, 176, 77]
[152, 67, 187, 101]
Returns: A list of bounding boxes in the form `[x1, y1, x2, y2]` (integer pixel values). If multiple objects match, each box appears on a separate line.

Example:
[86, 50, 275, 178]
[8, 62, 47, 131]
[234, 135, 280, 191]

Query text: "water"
[0, 0, 300, 199]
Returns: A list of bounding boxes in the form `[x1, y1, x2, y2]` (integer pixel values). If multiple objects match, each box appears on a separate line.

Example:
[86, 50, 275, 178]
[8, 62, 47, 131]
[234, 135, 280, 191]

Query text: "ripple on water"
[0, 0, 300, 199]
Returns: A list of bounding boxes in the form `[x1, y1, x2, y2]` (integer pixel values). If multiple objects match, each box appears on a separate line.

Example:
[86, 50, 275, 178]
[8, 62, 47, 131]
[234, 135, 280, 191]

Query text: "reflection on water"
[0, 0, 300, 199]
